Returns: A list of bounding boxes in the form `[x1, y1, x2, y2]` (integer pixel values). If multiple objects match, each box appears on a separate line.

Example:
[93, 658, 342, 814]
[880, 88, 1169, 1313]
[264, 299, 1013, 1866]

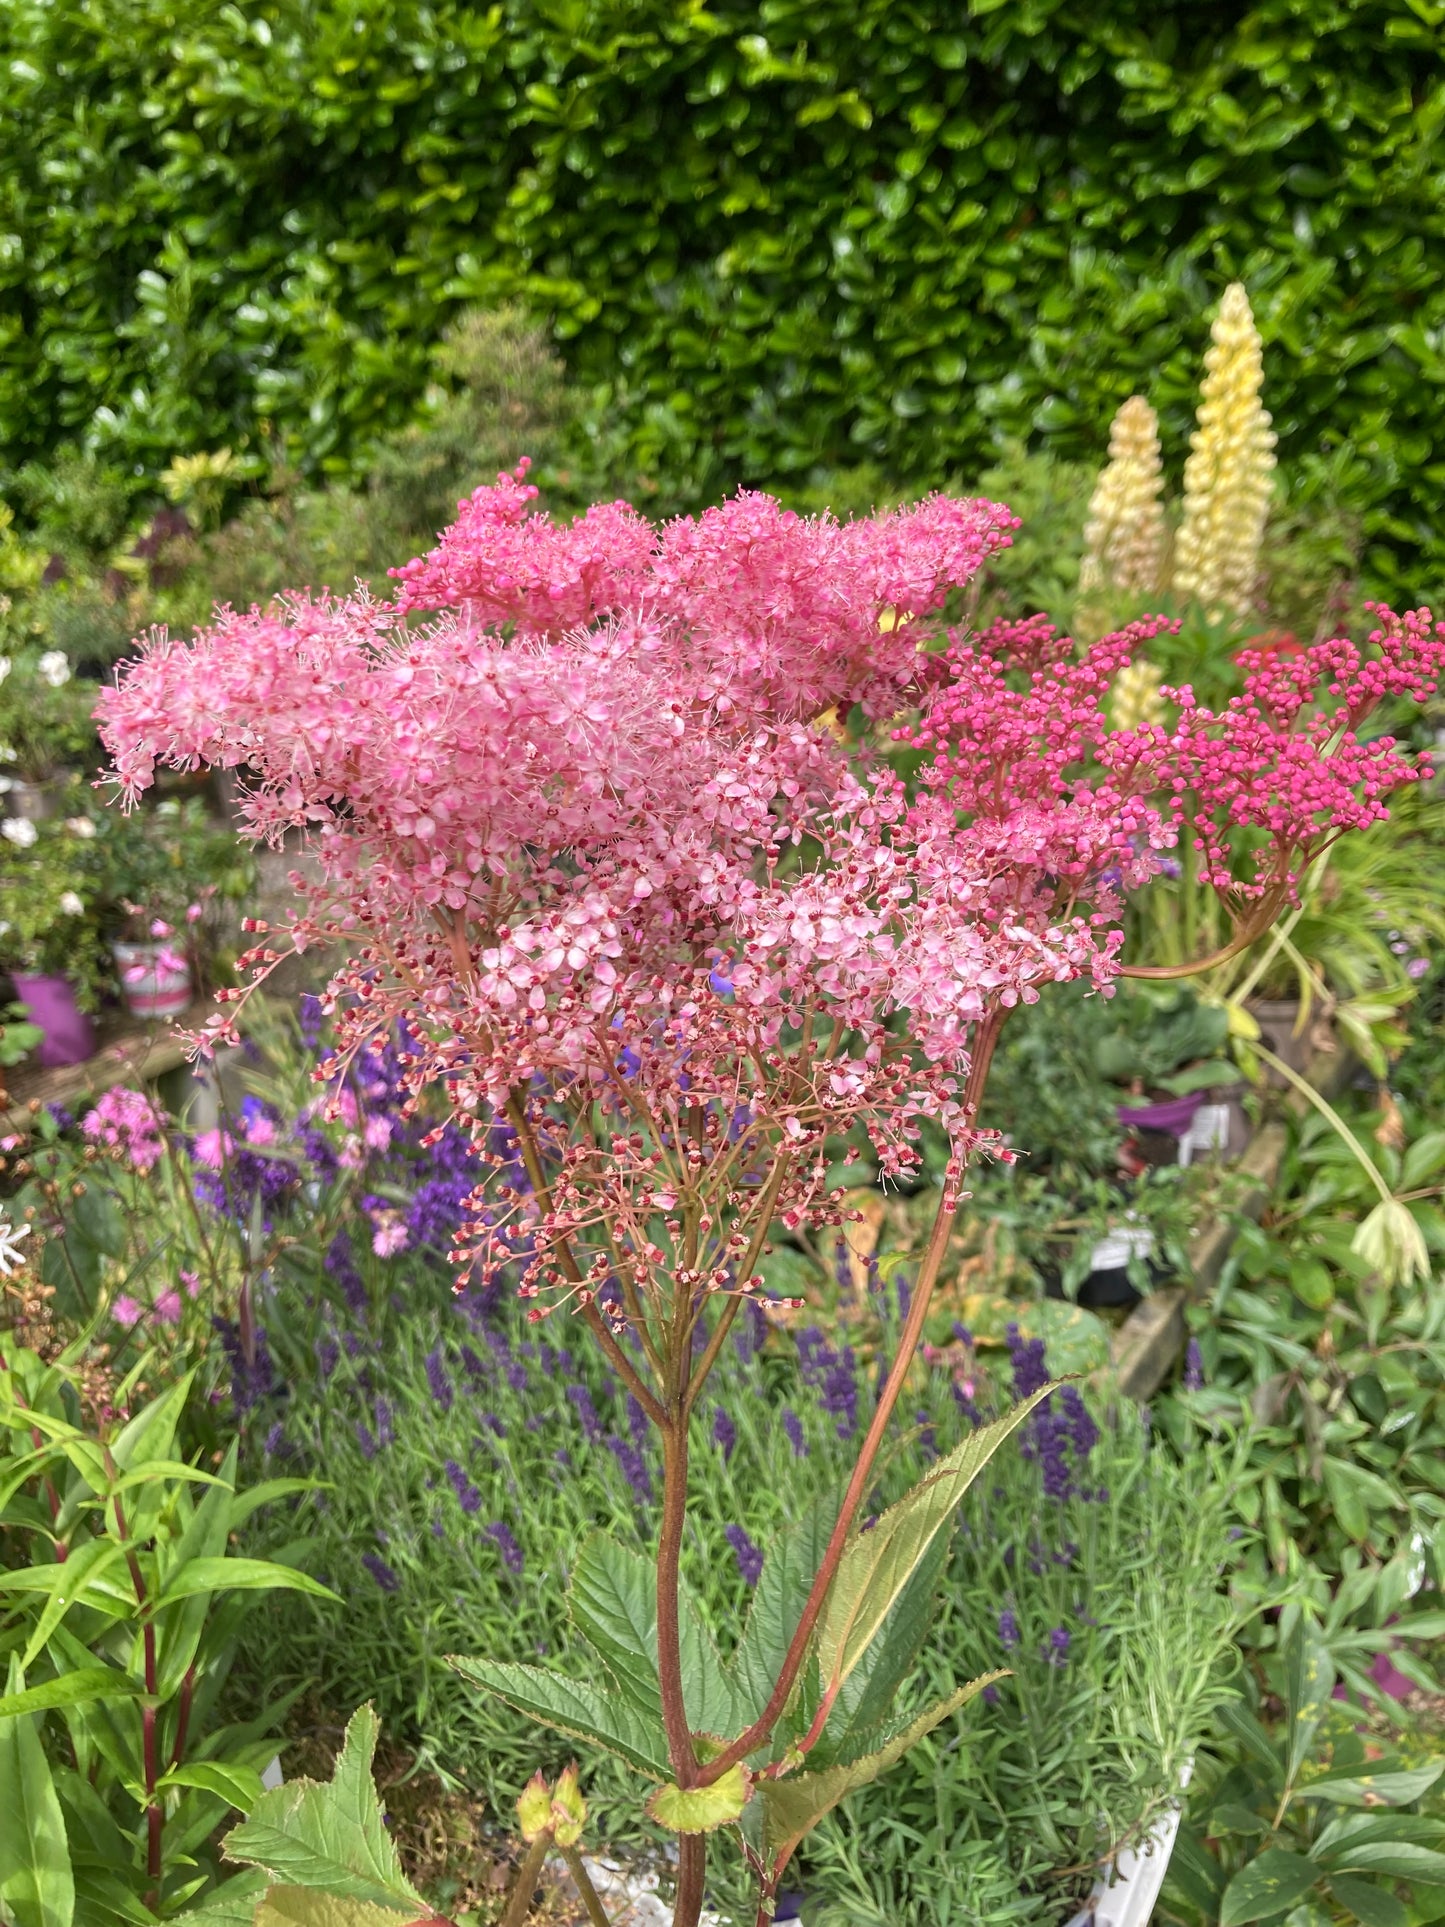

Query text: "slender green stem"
[1251, 1042, 1393, 1207]
[498, 1834, 551, 1927]
[560, 1844, 615, 1927]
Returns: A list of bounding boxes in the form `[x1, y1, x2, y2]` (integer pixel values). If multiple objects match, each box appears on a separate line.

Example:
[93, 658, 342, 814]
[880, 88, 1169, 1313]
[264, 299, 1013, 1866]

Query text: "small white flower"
[59, 890, 85, 915]
[0, 655, 10, 684]
[64, 816, 96, 839]
[2, 817, 37, 848]
[0, 1216, 32, 1278]
[0, 745, 16, 765]
[37, 650, 72, 688]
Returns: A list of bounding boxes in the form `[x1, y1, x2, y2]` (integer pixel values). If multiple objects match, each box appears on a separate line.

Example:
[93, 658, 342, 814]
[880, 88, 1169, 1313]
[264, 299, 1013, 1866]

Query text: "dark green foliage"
[2, 2, 1444, 593]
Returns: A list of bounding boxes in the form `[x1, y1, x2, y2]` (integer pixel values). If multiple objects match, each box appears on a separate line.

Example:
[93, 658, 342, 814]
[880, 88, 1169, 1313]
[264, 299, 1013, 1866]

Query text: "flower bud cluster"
[1079, 397, 1167, 601]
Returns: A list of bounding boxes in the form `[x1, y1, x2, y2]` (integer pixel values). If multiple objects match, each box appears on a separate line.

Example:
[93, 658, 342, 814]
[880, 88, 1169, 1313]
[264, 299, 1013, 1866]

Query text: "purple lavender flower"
[506, 1361, 528, 1394]
[627, 1394, 650, 1451]
[725, 1524, 764, 1586]
[998, 1608, 1020, 1651]
[356, 1421, 377, 1460]
[833, 1236, 853, 1295]
[425, 1347, 453, 1412]
[375, 1396, 394, 1447]
[264, 1421, 286, 1457]
[982, 1683, 1000, 1705]
[299, 993, 325, 1048]
[712, 1405, 738, 1461]
[325, 1231, 366, 1317]
[362, 1552, 400, 1593]
[1006, 1324, 1049, 1400]
[782, 1408, 808, 1457]
[952, 1322, 973, 1346]
[734, 1296, 769, 1363]
[916, 1408, 936, 1461]
[606, 1435, 654, 1506]
[1047, 1626, 1072, 1667]
[896, 1272, 912, 1324]
[568, 1384, 604, 1443]
[822, 1350, 858, 1441]
[445, 1459, 482, 1515]
[485, 1521, 525, 1574]
[1183, 1338, 1205, 1391]
[1059, 1386, 1098, 1458]
[211, 1316, 275, 1415]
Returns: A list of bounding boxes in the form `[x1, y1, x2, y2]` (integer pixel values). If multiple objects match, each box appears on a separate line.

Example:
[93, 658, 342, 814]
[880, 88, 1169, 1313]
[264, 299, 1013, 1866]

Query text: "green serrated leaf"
[1220, 1849, 1322, 1927]
[569, 1533, 663, 1719]
[759, 1672, 999, 1861]
[818, 1388, 1049, 1695]
[171, 1870, 270, 1927]
[221, 1705, 423, 1912]
[646, 1762, 750, 1834]
[446, 1657, 669, 1780]
[255, 1886, 413, 1927]
[0, 1655, 75, 1927]
[729, 1492, 839, 1730]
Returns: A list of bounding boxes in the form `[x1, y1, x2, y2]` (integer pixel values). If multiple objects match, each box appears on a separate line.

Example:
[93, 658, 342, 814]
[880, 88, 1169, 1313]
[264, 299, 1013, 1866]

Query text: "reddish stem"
[656, 1419, 698, 1786]
[695, 1009, 1005, 1788]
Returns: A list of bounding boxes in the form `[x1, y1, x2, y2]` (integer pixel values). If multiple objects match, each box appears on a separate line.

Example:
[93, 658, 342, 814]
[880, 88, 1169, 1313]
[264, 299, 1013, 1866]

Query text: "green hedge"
[3, 0, 1444, 589]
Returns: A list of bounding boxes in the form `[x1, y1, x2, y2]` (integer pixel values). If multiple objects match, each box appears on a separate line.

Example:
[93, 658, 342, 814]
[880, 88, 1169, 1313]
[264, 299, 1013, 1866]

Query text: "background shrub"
[2, 1, 1443, 592]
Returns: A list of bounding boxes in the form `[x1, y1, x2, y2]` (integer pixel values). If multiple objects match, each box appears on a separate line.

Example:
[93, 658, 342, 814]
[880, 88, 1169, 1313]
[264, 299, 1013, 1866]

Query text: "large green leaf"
[255, 1886, 413, 1927]
[171, 1871, 270, 1926]
[221, 1704, 423, 1912]
[568, 1533, 739, 1741]
[0, 1656, 75, 1927]
[108, 1372, 195, 1475]
[1219, 1850, 1322, 1927]
[817, 1388, 1049, 1696]
[1323, 1843, 1445, 1882]
[447, 1656, 670, 1780]
[758, 1673, 998, 1862]
[826, 1529, 950, 1754]
[569, 1533, 662, 1719]
[729, 1493, 838, 1732]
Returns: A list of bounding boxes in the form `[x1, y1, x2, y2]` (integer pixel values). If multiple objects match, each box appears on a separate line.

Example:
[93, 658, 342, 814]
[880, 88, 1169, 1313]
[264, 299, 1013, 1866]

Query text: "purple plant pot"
[1116, 1090, 1206, 1137]
[12, 972, 96, 1069]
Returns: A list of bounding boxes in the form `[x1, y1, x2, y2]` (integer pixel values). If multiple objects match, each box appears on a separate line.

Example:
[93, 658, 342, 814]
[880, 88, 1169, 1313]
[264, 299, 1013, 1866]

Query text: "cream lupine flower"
[1172, 283, 1277, 619]
[1079, 396, 1167, 599]
[1110, 659, 1167, 732]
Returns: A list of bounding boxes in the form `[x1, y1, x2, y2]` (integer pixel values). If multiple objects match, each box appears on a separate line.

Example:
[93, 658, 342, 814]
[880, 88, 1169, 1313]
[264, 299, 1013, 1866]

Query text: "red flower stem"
[674, 1834, 707, 1927]
[694, 1008, 1006, 1789]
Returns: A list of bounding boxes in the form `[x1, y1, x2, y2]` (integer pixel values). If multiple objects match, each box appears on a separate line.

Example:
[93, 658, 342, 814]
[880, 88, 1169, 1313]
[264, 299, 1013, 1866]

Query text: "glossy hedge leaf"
[1220, 1850, 1322, 1927]
[818, 1387, 1049, 1696]
[221, 1704, 423, 1912]
[0, 1657, 75, 1927]
[447, 1656, 669, 1780]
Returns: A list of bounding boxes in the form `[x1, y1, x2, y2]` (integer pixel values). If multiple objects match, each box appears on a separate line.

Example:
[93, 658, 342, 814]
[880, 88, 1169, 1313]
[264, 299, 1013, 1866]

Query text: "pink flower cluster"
[82, 1086, 166, 1174]
[96, 470, 1445, 1323]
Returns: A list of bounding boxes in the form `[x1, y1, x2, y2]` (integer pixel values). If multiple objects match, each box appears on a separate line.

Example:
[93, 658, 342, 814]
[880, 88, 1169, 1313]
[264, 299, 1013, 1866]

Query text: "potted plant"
[0, 806, 108, 1065]
[96, 796, 255, 1018]
[0, 645, 102, 817]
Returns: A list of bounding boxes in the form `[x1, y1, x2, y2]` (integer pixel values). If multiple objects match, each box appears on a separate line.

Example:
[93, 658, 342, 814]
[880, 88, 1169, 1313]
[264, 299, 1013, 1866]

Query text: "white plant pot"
[1065, 1764, 1192, 1927]
[112, 939, 192, 1020]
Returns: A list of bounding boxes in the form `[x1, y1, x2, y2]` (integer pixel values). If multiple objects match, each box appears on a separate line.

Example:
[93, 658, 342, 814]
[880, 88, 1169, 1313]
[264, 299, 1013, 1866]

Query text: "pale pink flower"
[82, 1088, 166, 1174]
[180, 1268, 201, 1298]
[150, 918, 173, 939]
[153, 1289, 183, 1324]
[372, 1217, 410, 1258]
[192, 1129, 234, 1170]
[112, 1295, 143, 1328]
[242, 1112, 278, 1147]
[363, 1115, 394, 1152]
